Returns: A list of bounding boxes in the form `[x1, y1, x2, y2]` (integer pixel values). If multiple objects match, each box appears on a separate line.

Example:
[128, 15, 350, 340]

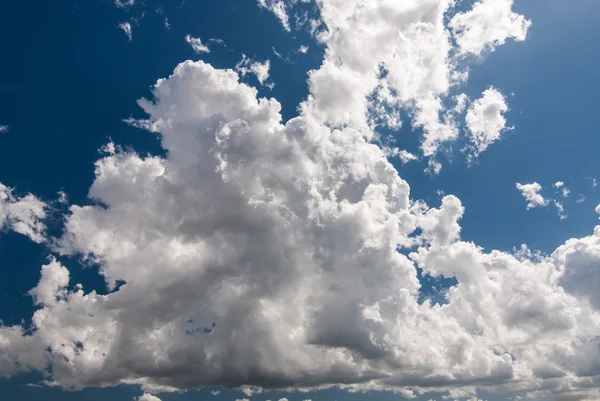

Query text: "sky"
[1, 0, 600, 401]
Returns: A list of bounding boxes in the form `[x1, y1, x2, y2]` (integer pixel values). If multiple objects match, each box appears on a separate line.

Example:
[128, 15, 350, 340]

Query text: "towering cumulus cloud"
[2, 1, 600, 401]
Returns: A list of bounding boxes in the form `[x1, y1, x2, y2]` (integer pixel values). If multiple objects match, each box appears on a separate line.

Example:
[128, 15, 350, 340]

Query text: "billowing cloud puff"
[0, 182, 46, 243]
[261, 0, 530, 165]
[516, 182, 548, 209]
[1, 60, 599, 401]
[449, 0, 531, 55]
[236, 55, 271, 86]
[2, 1, 599, 400]
[465, 88, 509, 157]
[185, 35, 210, 54]
[136, 393, 162, 401]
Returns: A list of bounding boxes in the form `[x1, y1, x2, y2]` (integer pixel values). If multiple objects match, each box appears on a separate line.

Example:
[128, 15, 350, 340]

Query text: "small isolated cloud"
[554, 200, 567, 220]
[298, 45, 309, 54]
[209, 38, 226, 47]
[465, 87, 509, 158]
[0, 182, 47, 243]
[398, 150, 418, 165]
[516, 182, 548, 209]
[596, 203, 600, 217]
[118, 22, 132, 41]
[449, 0, 532, 55]
[185, 34, 210, 54]
[236, 55, 271, 86]
[115, 0, 135, 8]
[136, 394, 162, 401]
[554, 181, 570, 198]
[211, 390, 221, 396]
[164, 18, 170, 30]
[257, 0, 290, 31]
[0, 125, 8, 133]
[577, 195, 586, 204]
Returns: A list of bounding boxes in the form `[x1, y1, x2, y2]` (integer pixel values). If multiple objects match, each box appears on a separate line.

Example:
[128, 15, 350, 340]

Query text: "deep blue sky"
[1, 0, 599, 400]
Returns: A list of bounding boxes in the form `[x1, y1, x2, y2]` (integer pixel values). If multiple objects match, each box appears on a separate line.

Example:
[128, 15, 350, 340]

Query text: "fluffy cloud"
[0, 182, 46, 243]
[258, 0, 290, 31]
[256, 0, 530, 167]
[465, 88, 509, 157]
[554, 181, 571, 198]
[185, 35, 210, 54]
[516, 182, 548, 209]
[236, 55, 271, 85]
[0, 125, 8, 133]
[119, 22, 132, 41]
[136, 394, 162, 401]
[4, 0, 600, 399]
[2, 60, 600, 400]
[449, 0, 532, 56]
[115, 0, 135, 9]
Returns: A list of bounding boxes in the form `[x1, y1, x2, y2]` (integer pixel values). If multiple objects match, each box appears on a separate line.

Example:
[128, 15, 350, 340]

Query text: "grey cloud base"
[1, 61, 600, 401]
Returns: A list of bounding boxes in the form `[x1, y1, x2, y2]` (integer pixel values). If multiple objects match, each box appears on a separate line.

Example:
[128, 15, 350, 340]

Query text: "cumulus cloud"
[136, 394, 162, 401]
[449, 0, 532, 55]
[115, 0, 135, 8]
[298, 45, 309, 54]
[398, 150, 419, 165]
[554, 181, 570, 198]
[516, 182, 548, 209]
[6, 0, 600, 399]
[236, 55, 271, 85]
[185, 35, 210, 54]
[289, 0, 530, 168]
[258, 0, 290, 31]
[0, 183, 47, 242]
[465, 88, 509, 157]
[119, 22, 132, 41]
[0, 125, 8, 133]
[1, 60, 599, 400]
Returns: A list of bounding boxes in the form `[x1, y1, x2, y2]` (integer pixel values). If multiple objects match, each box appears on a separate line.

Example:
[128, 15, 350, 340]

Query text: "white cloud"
[0, 125, 8, 133]
[554, 200, 567, 220]
[236, 55, 271, 85]
[596, 203, 600, 216]
[119, 22, 132, 41]
[257, 0, 290, 31]
[136, 394, 162, 401]
[298, 45, 309, 54]
[115, 0, 135, 8]
[185, 35, 210, 54]
[0, 183, 47, 243]
[577, 195, 586, 204]
[465, 87, 509, 157]
[1, 60, 598, 399]
[7, 1, 600, 398]
[398, 150, 418, 165]
[554, 181, 570, 198]
[516, 182, 548, 209]
[293, 0, 530, 167]
[449, 0, 532, 56]
[211, 390, 221, 395]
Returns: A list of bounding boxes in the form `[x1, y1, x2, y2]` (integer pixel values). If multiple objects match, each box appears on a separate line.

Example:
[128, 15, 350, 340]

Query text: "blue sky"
[1, 1, 600, 401]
